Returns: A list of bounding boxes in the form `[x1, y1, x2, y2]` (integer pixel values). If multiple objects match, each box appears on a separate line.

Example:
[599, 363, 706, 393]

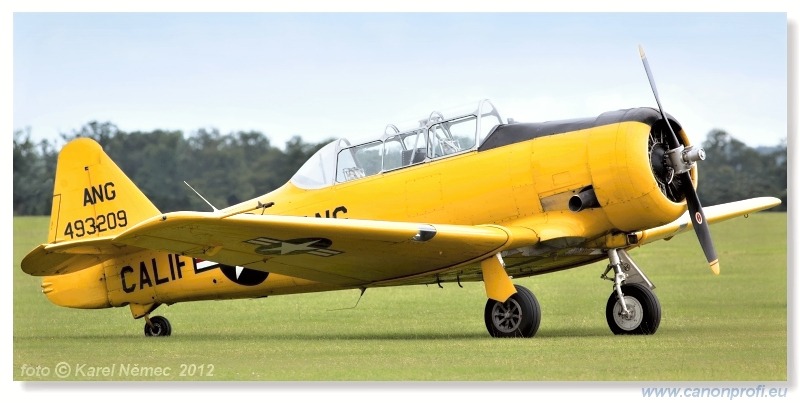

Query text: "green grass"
[13, 214, 787, 381]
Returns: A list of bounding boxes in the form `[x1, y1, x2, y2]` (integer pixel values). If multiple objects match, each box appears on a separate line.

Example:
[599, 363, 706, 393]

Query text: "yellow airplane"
[21, 47, 781, 338]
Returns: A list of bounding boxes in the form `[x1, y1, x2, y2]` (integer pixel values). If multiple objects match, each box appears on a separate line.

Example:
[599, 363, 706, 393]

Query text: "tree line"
[697, 129, 786, 210]
[13, 122, 332, 215]
[12, 122, 787, 215]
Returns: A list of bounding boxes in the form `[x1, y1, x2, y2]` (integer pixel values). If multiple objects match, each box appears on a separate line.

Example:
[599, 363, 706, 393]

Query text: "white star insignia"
[278, 240, 320, 255]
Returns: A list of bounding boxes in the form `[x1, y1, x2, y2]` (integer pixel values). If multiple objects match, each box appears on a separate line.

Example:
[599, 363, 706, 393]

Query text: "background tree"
[698, 129, 786, 211]
[13, 129, 57, 215]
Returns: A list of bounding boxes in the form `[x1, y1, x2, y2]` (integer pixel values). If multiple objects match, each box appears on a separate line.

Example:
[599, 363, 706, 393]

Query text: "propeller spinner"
[638, 45, 719, 275]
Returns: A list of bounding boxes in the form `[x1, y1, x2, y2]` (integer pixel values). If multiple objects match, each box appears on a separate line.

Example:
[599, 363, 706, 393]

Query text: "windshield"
[290, 139, 342, 189]
[290, 100, 504, 189]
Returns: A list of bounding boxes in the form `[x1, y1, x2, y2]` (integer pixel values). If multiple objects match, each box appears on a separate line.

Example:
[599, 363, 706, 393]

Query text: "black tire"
[484, 284, 541, 338]
[144, 315, 172, 337]
[605, 283, 661, 335]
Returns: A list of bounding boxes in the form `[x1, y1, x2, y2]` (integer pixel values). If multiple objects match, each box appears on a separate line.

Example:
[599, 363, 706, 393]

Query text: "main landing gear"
[143, 315, 172, 337]
[481, 248, 660, 338]
[602, 248, 661, 335]
[484, 284, 541, 338]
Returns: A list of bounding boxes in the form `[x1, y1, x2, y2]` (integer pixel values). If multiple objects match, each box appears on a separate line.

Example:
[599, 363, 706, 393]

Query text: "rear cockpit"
[290, 99, 505, 189]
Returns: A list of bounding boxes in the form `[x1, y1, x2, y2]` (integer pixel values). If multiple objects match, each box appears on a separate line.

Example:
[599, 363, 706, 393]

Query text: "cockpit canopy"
[291, 99, 504, 189]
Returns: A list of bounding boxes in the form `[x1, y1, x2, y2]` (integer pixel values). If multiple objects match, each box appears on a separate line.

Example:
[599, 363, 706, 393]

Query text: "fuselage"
[41, 105, 693, 315]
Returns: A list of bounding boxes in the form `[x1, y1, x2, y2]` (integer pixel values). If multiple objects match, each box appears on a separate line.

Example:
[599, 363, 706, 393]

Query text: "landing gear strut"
[606, 283, 661, 334]
[602, 249, 661, 335]
[144, 315, 172, 337]
[484, 284, 541, 338]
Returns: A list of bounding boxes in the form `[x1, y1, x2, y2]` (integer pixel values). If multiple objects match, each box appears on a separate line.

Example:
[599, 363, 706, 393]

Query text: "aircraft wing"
[112, 212, 538, 286]
[636, 197, 782, 245]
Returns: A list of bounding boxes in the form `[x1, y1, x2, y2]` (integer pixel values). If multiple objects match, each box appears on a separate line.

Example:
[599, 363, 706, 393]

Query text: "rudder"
[47, 138, 161, 244]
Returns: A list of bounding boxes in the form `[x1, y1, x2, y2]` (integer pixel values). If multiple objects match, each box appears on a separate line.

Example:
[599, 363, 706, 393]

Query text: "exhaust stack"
[569, 187, 600, 212]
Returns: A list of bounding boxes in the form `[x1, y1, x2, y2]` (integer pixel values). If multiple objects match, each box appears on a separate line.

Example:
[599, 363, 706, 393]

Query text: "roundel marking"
[194, 259, 269, 287]
[219, 264, 269, 286]
[247, 237, 342, 257]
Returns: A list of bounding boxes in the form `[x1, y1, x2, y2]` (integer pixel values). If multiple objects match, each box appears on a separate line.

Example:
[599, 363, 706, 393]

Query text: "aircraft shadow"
[16, 328, 612, 341]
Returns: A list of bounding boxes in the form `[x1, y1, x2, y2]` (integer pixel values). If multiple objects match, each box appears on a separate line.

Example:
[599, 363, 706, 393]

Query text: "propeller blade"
[638, 45, 719, 274]
[680, 172, 720, 274]
[638, 45, 680, 149]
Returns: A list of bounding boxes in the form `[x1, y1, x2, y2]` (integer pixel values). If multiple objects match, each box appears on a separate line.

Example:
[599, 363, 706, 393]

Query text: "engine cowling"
[587, 108, 695, 232]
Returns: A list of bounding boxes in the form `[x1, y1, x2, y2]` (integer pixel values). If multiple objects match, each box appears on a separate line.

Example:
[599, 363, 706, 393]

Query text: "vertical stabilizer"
[47, 138, 161, 244]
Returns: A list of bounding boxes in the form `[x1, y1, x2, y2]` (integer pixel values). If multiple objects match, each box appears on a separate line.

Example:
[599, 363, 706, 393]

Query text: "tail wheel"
[606, 283, 661, 335]
[484, 284, 541, 338]
[144, 315, 172, 337]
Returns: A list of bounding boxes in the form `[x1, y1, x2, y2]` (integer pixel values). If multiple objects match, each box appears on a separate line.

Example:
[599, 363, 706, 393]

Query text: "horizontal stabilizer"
[22, 237, 145, 276]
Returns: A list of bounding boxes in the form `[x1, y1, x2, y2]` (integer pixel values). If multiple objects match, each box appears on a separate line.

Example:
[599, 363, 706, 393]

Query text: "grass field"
[12, 213, 788, 381]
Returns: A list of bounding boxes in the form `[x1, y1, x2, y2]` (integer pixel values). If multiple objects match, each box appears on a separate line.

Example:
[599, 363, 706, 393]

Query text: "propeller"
[638, 45, 719, 275]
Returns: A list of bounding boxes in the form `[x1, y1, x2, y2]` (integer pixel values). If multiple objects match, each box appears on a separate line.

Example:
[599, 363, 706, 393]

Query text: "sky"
[11, 11, 788, 149]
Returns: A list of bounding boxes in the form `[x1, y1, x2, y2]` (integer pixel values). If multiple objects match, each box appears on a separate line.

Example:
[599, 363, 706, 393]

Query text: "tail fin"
[47, 138, 161, 244]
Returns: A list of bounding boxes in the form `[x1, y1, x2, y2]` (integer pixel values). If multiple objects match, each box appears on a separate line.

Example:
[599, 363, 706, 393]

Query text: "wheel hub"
[614, 296, 644, 331]
[492, 299, 522, 332]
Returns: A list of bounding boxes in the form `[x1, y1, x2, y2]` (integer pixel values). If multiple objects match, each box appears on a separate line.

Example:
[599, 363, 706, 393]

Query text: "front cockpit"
[290, 100, 505, 190]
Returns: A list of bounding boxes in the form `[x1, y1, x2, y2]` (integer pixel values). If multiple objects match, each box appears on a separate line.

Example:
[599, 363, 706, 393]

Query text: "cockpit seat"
[401, 148, 427, 165]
